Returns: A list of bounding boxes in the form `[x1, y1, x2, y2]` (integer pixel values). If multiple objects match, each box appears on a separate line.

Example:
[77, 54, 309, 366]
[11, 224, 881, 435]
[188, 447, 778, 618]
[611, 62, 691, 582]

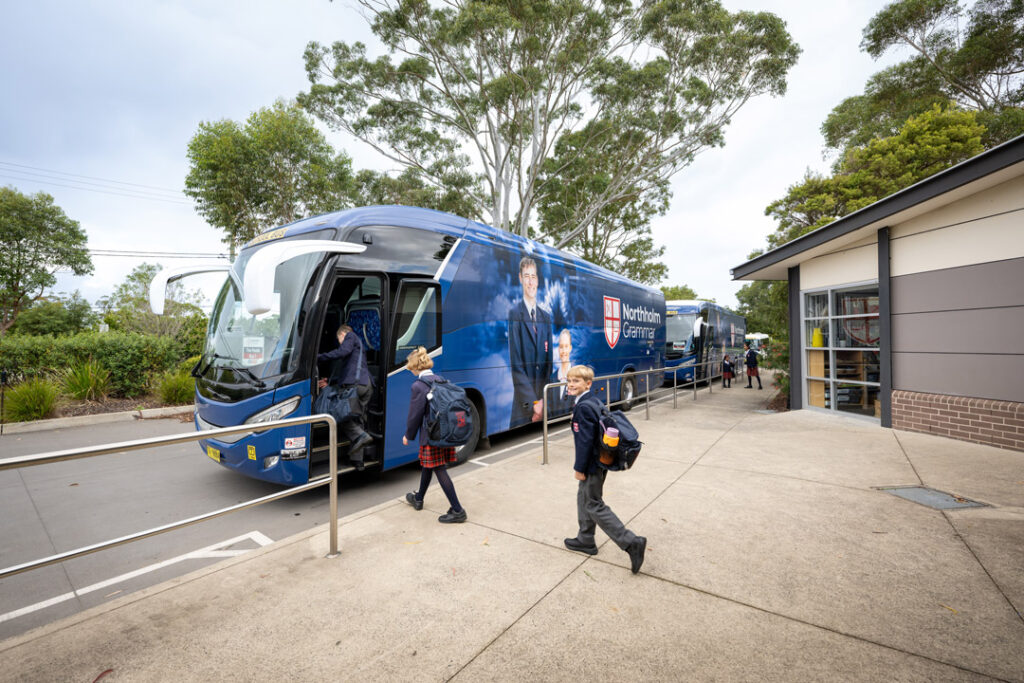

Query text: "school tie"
[530, 309, 537, 335]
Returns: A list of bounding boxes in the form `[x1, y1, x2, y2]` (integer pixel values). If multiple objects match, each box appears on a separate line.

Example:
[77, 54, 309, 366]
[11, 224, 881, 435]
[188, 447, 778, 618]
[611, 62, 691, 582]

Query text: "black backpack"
[597, 407, 642, 471]
[421, 376, 474, 447]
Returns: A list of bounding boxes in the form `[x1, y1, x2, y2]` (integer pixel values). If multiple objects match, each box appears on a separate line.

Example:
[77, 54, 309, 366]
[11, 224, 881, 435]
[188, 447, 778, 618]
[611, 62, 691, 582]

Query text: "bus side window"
[391, 281, 440, 369]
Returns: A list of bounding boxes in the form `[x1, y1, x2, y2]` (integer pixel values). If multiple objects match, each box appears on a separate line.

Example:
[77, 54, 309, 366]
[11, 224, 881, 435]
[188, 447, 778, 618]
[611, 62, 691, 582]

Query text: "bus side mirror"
[243, 240, 366, 315]
[149, 264, 232, 315]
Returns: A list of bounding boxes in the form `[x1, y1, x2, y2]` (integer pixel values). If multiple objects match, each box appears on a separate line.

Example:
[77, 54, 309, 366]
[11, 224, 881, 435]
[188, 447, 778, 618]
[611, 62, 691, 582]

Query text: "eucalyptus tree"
[300, 0, 800, 252]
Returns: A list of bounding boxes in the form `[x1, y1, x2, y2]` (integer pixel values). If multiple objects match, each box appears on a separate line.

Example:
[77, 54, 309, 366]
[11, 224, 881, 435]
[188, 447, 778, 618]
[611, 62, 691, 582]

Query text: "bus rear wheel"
[453, 400, 481, 465]
[619, 374, 636, 412]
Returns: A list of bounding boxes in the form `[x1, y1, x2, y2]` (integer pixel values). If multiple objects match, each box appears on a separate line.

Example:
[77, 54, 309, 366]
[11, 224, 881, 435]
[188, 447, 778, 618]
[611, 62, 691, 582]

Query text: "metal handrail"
[0, 413, 340, 581]
[540, 359, 723, 465]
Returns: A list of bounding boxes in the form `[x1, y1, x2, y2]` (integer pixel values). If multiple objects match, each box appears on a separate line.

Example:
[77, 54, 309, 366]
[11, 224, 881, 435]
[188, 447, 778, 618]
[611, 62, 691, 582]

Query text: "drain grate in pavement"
[876, 486, 988, 510]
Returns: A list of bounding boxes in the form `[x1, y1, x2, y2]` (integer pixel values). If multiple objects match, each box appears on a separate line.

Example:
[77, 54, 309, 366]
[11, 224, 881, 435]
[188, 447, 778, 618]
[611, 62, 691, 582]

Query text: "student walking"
[722, 355, 734, 388]
[744, 343, 762, 390]
[563, 365, 646, 573]
[402, 347, 467, 524]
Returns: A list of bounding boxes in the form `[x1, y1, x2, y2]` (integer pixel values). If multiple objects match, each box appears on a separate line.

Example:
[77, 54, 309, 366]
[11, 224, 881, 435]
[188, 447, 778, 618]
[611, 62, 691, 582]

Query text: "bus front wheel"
[453, 400, 481, 465]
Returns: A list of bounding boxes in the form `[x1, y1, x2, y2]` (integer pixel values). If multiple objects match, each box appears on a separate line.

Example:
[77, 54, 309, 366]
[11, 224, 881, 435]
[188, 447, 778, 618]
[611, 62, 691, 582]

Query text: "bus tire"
[453, 400, 481, 465]
[619, 374, 636, 412]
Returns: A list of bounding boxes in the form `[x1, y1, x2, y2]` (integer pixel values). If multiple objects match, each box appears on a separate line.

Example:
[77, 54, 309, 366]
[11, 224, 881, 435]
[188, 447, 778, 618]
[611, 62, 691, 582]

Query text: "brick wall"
[891, 390, 1024, 452]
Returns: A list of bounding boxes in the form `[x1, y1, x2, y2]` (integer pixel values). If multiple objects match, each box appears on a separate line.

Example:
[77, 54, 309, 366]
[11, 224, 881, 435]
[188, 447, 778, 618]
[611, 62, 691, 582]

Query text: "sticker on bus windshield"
[242, 337, 264, 366]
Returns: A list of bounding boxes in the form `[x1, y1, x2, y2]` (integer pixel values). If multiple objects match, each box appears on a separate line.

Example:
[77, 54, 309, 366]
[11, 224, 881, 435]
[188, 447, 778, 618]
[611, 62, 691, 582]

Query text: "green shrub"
[179, 314, 209, 358]
[62, 359, 111, 401]
[763, 339, 790, 406]
[4, 378, 59, 422]
[177, 355, 202, 375]
[0, 331, 182, 397]
[157, 371, 195, 405]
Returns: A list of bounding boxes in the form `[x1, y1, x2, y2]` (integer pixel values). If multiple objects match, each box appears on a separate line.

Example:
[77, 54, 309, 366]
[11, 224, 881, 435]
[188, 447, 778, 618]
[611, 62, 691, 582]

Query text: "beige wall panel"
[800, 242, 878, 291]
[890, 208, 1024, 277]
[890, 174, 1024, 241]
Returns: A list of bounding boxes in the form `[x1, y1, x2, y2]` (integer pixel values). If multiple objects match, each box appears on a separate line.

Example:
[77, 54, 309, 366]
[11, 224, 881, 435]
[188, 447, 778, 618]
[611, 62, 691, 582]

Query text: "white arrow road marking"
[0, 531, 273, 624]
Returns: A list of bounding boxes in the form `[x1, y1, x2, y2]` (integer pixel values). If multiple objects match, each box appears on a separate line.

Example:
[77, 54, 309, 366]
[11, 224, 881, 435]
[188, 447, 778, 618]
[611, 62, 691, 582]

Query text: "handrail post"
[672, 367, 677, 409]
[542, 383, 551, 465]
[327, 415, 339, 558]
[644, 369, 650, 419]
[606, 379, 611, 408]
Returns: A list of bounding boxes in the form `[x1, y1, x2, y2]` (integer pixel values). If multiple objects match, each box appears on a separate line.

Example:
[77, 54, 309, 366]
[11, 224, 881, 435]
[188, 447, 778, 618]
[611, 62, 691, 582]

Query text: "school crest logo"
[603, 296, 621, 348]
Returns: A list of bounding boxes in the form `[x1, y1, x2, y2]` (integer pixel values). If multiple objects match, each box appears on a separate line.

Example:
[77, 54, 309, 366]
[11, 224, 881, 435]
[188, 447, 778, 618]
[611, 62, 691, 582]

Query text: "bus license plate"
[207, 446, 221, 462]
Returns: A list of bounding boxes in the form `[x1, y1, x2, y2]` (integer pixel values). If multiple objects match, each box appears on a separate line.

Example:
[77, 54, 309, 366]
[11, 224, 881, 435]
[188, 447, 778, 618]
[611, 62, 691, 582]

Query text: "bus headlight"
[245, 396, 301, 426]
[263, 455, 280, 469]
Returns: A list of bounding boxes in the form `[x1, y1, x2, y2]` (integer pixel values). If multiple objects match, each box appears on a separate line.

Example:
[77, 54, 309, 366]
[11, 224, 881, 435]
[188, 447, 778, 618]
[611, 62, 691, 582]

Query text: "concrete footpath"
[2, 382, 1023, 682]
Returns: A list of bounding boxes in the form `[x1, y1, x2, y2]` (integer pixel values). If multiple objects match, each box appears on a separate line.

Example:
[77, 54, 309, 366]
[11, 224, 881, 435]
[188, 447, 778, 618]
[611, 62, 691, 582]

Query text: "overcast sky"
[1, 0, 899, 311]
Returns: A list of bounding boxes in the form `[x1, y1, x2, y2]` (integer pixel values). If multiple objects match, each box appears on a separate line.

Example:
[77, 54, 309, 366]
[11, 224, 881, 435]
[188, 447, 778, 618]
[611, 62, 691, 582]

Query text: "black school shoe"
[438, 508, 467, 523]
[564, 537, 598, 555]
[628, 536, 647, 574]
[405, 492, 423, 511]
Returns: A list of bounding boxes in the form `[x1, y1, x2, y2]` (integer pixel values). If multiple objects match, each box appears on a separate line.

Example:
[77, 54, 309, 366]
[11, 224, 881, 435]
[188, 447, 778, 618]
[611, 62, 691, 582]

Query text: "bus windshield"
[666, 313, 696, 351]
[203, 239, 328, 380]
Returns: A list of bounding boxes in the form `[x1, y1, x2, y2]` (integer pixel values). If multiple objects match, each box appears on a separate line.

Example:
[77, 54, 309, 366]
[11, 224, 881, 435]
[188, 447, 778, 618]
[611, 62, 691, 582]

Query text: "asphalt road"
[0, 415, 560, 641]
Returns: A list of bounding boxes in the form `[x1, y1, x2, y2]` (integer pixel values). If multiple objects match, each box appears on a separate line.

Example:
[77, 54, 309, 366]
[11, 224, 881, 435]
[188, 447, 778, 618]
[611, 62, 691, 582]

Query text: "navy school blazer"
[571, 391, 604, 475]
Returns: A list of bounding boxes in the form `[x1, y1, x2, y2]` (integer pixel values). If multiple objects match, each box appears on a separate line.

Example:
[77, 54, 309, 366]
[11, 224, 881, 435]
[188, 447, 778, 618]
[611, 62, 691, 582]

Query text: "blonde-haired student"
[401, 347, 467, 523]
[563, 365, 646, 573]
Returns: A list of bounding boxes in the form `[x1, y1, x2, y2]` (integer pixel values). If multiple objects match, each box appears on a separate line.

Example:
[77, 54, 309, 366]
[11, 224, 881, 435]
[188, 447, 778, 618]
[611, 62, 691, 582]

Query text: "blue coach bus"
[152, 206, 665, 485]
[664, 300, 745, 385]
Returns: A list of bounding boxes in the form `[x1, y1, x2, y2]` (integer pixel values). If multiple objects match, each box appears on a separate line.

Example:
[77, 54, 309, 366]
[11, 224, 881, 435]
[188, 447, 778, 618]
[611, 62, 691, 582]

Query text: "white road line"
[0, 531, 273, 624]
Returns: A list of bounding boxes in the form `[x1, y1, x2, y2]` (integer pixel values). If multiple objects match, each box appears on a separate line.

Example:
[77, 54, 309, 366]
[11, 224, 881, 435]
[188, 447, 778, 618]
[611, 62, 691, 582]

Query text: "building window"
[803, 284, 880, 418]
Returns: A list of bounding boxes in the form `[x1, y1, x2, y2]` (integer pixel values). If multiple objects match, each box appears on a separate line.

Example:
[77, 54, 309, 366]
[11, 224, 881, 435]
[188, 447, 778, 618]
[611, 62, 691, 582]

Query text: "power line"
[89, 249, 230, 259]
[0, 160, 184, 194]
[1, 167, 184, 201]
[0, 172, 194, 205]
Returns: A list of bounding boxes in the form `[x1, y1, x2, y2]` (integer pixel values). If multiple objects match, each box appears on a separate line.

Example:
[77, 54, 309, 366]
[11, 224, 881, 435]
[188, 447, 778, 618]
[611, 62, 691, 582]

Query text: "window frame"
[388, 278, 442, 372]
[801, 280, 881, 419]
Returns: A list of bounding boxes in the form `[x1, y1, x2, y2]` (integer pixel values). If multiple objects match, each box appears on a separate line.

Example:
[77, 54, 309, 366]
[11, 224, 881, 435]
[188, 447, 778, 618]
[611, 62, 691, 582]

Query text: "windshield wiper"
[231, 365, 267, 389]
[194, 352, 229, 379]
[194, 353, 267, 388]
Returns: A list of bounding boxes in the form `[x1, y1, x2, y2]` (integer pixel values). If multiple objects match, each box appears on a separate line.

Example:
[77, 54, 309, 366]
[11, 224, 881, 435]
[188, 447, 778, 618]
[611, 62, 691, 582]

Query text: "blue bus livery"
[664, 300, 746, 385]
[153, 206, 665, 485]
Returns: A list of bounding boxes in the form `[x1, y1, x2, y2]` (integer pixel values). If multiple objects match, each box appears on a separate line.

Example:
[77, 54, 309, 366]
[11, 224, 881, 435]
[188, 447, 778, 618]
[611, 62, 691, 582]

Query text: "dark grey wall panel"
[893, 352, 1024, 402]
[892, 307, 1024, 354]
[788, 266, 802, 410]
[878, 227, 892, 427]
[891, 256, 1024, 314]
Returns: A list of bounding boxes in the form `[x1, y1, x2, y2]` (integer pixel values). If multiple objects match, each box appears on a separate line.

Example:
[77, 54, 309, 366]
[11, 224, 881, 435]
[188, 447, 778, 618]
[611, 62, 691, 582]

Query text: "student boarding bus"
[663, 300, 745, 385]
[152, 206, 665, 486]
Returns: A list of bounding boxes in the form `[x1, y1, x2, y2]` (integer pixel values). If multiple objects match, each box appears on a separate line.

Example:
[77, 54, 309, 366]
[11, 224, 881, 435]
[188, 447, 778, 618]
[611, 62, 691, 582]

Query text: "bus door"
[384, 279, 442, 470]
[311, 273, 386, 473]
[693, 315, 706, 381]
[693, 308, 716, 383]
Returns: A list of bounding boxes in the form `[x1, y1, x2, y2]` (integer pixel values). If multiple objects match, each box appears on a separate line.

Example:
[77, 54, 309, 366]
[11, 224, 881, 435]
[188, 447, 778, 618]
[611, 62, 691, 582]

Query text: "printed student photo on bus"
[551, 328, 575, 415]
[508, 255, 554, 425]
